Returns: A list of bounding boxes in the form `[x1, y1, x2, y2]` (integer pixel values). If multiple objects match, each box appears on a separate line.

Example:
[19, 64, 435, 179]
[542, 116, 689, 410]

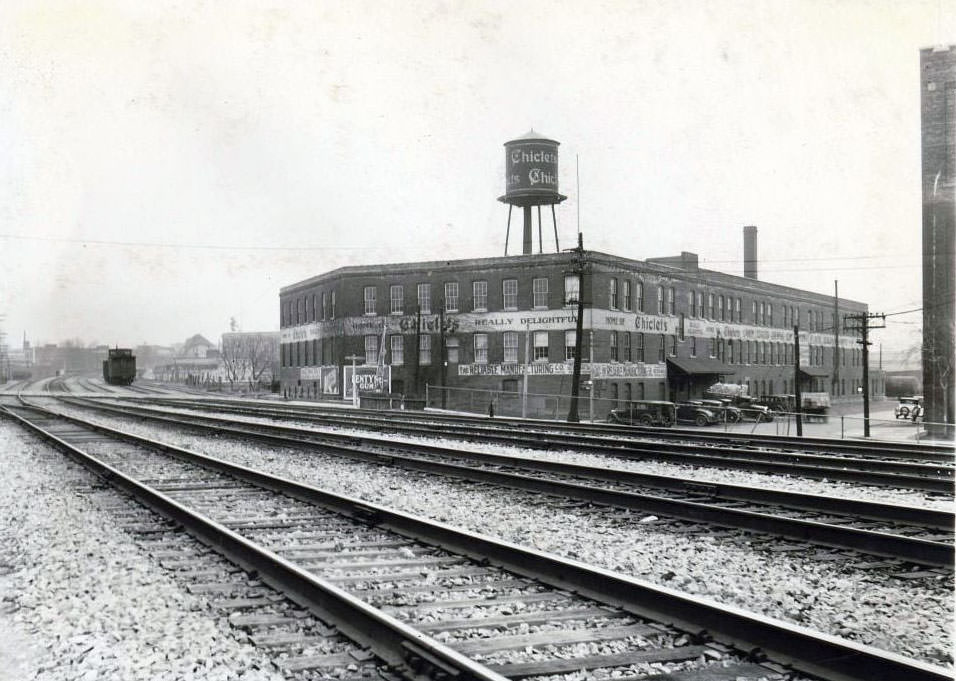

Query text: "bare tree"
[220, 332, 279, 390]
[220, 334, 251, 389]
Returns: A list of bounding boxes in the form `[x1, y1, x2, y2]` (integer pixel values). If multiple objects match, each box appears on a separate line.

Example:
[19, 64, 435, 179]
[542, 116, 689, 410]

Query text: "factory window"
[565, 330, 577, 361]
[668, 287, 676, 315]
[717, 296, 725, 321]
[297, 298, 304, 323]
[564, 275, 580, 306]
[389, 285, 404, 314]
[636, 281, 645, 312]
[622, 332, 631, 362]
[330, 291, 336, 319]
[658, 335, 666, 363]
[609, 278, 618, 309]
[419, 334, 431, 365]
[364, 335, 379, 364]
[690, 336, 697, 357]
[687, 291, 695, 317]
[446, 337, 459, 363]
[623, 280, 632, 311]
[709, 337, 717, 358]
[532, 278, 549, 308]
[707, 293, 714, 319]
[637, 383, 646, 400]
[735, 298, 741, 323]
[472, 280, 488, 311]
[696, 292, 703, 318]
[502, 279, 518, 310]
[473, 334, 488, 364]
[610, 383, 619, 403]
[768, 304, 774, 327]
[657, 286, 665, 315]
[533, 331, 549, 362]
[728, 339, 735, 364]
[670, 335, 678, 357]
[807, 309, 813, 331]
[445, 282, 459, 312]
[758, 302, 765, 326]
[624, 383, 632, 403]
[390, 335, 403, 365]
[635, 333, 645, 362]
[751, 300, 757, 324]
[609, 331, 618, 361]
[304, 340, 311, 365]
[503, 331, 519, 363]
[363, 287, 376, 315]
[418, 283, 431, 314]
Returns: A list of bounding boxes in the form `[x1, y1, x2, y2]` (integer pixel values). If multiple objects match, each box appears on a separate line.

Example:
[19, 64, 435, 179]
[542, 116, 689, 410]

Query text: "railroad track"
[141, 396, 954, 464]
[98, 395, 955, 493]
[3, 399, 950, 681]
[48, 396, 956, 569]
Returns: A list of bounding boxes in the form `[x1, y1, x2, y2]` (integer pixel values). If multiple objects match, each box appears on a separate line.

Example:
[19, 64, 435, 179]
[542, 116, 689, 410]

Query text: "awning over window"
[798, 366, 830, 378]
[666, 357, 732, 375]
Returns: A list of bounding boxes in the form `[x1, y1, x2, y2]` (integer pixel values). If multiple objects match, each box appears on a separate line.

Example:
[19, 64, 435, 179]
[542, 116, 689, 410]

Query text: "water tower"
[499, 130, 567, 255]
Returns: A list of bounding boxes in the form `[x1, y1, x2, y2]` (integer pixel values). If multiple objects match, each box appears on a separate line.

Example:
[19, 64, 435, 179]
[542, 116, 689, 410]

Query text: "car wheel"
[728, 413, 741, 424]
[639, 414, 654, 426]
[694, 414, 708, 427]
[898, 407, 909, 418]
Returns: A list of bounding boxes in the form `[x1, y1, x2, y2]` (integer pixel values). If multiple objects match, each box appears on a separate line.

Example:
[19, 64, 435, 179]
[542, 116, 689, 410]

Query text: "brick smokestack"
[743, 225, 758, 280]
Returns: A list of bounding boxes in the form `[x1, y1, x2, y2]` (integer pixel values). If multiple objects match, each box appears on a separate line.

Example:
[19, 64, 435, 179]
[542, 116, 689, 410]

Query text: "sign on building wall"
[343, 365, 391, 398]
[457, 361, 666, 379]
[321, 366, 338, 394]
[282, 310, 861, 349]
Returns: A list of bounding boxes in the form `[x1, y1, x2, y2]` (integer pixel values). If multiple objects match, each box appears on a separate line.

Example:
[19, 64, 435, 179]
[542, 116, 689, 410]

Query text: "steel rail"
[52, 396, 956, 567]
[3, 402, 950, 681]
[0, 404, 509, 681]
[137, 396, 956, 475]
[70, 396, 954, 493]
[142, 395, 955, 461]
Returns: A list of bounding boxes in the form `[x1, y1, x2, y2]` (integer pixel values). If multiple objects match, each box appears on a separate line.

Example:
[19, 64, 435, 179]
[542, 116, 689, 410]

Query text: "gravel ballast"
[42, 404, 955, 669]
[0, 420, 284, 681]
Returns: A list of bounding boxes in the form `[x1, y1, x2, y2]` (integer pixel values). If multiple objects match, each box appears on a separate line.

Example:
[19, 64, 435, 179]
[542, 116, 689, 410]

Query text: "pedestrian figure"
[488, 401, 495, 418]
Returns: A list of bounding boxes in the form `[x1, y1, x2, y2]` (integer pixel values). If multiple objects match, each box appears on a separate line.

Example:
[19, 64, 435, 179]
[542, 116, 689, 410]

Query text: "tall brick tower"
[920, 45, 956, 434]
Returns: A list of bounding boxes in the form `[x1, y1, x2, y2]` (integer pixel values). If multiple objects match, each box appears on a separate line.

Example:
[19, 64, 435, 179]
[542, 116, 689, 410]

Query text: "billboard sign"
[343, 365, 391, 399]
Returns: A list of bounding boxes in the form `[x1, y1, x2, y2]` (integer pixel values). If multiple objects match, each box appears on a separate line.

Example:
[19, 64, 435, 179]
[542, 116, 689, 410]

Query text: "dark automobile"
[732, 396, 774, 422]
[676, 402, 720, 426]
[607, 400, 676, 427]
[698, 399, 742, 423]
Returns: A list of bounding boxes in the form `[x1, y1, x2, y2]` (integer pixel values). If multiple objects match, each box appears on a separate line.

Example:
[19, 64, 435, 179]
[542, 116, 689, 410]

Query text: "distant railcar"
[102, 348, 136, 386]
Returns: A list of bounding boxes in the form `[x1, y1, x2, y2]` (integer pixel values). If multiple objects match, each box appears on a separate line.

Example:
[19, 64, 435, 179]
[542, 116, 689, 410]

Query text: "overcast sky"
[1, 1, 952, 360]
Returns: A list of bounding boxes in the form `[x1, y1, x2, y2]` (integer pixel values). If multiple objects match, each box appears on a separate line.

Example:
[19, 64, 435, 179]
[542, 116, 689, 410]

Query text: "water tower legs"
[523, 205, 533, 255]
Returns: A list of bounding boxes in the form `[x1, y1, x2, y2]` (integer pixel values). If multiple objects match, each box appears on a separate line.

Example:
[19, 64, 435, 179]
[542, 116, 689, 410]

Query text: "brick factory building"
[278, 229, 871, 417]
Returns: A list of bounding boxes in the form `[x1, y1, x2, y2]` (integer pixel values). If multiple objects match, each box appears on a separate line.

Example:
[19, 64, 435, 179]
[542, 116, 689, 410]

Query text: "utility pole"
[412, 304, 422, 397]
[843, 312, 886, 438]
[345, 354, 365, 408]
[833, 280, 839, 396]
[793, 325, 803, 436]
[567, 232, 587, 422]
[438, 300, 447, 409]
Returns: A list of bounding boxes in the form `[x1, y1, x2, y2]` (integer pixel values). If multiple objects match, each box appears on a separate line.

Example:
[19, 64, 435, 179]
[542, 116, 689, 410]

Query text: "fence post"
[841, 416, 844, 440]
[915, 419, 920, 443]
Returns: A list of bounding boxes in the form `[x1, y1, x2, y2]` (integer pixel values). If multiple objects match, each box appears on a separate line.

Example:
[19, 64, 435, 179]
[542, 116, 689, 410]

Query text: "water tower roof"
[507, 128, 559, 144]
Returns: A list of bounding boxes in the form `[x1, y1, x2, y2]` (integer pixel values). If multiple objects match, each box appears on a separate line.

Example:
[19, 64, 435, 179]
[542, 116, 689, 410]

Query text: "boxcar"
[103, 348, 136, 386]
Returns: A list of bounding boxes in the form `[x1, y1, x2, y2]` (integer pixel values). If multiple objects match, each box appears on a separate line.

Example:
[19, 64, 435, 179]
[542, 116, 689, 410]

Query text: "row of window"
[364, 278, 580, 316]
[282, 291, 336, 327]
[282, 331, 864, 369]
[284, 278, 841, 336]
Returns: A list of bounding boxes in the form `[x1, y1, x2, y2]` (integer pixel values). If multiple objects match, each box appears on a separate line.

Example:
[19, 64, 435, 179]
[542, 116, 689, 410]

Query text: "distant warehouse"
[278, 231, 871, 411]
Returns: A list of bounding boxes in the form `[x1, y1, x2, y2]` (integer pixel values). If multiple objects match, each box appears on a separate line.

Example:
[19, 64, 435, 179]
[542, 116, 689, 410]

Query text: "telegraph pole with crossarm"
[843, 312, 886, 438]
[566, 233, 588, 422]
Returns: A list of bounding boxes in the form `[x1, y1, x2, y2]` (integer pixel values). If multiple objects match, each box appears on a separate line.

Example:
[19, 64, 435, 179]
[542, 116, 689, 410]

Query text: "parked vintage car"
[895, 396, 923, 420]
[698, 399, 743, 423]
[730, 396, 775, 422]
[676, 402, 720, 426]
[607, 400, 676, 427]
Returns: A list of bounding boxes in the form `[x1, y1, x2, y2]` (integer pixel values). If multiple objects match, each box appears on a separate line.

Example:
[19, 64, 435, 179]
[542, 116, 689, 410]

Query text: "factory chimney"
[743, 225, 758, 280]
